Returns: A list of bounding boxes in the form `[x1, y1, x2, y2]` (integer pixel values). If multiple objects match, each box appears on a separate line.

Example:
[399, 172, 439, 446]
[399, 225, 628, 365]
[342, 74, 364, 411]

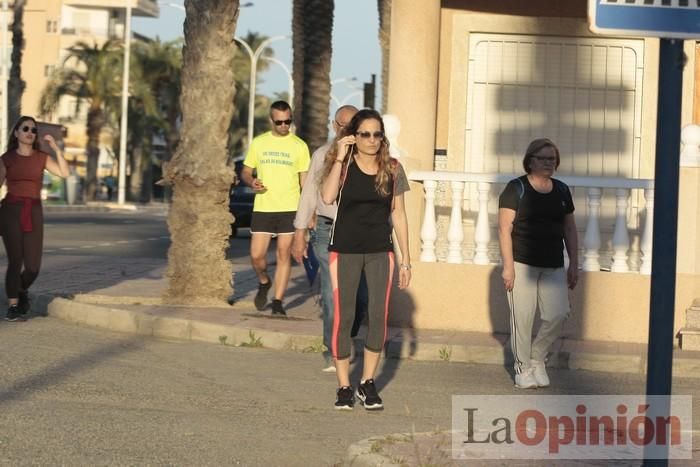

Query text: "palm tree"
[120, 46, 159, 202]
[377, 0, 391, 114]
[8, 0, 26, 128]
[39, 40, 123, 200]
[162, 0, 239, 305]
[133, 38, 183, 162]
[127, 38, 182, 201]
[292, 0, 334, 153]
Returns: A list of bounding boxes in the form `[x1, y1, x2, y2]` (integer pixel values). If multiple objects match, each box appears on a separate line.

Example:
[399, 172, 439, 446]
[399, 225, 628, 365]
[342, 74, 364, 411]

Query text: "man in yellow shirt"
[241, 101, 310, 316]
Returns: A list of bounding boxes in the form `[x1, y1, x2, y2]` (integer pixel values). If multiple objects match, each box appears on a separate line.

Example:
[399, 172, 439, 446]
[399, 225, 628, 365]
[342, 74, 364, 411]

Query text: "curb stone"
[43, 203, 169, 214]
[47, 297, 323, 352]
[42, 295, 700, 379]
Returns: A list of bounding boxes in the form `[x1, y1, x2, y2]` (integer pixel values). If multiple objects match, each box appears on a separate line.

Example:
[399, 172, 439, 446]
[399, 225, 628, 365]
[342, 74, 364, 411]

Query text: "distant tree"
[39, 40, 122, 200]
[8, 0, 26, 129]
[127, 38, 182, 201]
[292, 0, 334, 153]
[134, 38, 183, 163]
[162, 0, 239, 305]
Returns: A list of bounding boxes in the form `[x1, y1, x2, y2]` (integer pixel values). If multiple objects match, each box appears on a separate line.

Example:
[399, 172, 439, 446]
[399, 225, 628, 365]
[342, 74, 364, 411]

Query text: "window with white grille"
[465, 34, 644, 178]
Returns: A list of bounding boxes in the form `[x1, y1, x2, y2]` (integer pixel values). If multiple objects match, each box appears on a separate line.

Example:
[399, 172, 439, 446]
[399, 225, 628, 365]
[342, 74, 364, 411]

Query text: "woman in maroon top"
[0, 116, 69, 321]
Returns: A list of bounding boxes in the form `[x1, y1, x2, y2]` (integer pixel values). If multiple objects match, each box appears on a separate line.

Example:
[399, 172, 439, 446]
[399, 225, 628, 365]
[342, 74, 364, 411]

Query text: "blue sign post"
[589, 2, 698, 466]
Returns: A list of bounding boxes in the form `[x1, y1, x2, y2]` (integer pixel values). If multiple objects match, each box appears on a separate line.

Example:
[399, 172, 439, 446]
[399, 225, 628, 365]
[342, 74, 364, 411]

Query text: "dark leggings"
[329, 251, 394, 359]
[1, 202, 44, 299]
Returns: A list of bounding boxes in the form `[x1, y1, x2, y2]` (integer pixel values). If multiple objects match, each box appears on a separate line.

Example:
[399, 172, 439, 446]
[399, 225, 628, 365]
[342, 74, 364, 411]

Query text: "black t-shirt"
[498, 175, 574, 268]
[329, 159, 410, 253]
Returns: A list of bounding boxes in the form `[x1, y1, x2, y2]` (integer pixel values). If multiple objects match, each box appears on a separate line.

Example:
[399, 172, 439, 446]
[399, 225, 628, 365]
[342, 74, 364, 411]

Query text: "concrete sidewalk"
[37, 256, 700, 379]
[38, 260, 700, 466]
[3, 252, 698, 466]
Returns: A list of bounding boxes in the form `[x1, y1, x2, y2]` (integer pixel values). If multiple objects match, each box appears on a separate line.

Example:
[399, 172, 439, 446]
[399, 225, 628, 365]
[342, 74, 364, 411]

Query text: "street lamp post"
[236, 35, 288, 150]
[117, 1, 132, 205]
[329, 77, 360, 111]
[261, 56, 293, 105]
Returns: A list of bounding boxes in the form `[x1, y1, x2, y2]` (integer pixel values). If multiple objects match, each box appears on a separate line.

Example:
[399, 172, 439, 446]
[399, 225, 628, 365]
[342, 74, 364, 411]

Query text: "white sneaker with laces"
[322, 363, 336, 373]
[531, 359, 550, 387]
[514, 367, 538, 389]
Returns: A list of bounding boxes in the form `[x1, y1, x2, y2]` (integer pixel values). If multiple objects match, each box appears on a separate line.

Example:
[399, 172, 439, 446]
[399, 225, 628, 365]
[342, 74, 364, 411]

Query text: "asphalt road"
[2, 317, 699, 466]
[0, 210, 252, 261]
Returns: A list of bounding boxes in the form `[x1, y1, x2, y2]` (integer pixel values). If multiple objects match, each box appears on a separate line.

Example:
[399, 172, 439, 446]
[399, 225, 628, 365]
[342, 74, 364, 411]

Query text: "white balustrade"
[409, 170, 654, 274]
[639, 188, 654, 275]
[473, 182, 491, 265]
[446, 181, 465, 263]
[582, 187, 602, 272]
[419, 180, 438, 262]
[610, 188, 631, 273]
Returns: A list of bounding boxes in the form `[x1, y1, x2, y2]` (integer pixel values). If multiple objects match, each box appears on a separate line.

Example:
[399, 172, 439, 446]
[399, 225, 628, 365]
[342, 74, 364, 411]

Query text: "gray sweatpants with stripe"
[508, 261, 570, 374]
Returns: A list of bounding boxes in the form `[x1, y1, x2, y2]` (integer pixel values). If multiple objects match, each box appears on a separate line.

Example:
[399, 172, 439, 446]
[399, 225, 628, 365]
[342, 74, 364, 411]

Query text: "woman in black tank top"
[319, 109, 411, 411]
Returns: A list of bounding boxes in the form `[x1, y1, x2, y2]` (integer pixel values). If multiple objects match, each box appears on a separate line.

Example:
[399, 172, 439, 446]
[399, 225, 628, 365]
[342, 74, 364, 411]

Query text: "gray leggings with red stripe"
[329, 251, 394, 359]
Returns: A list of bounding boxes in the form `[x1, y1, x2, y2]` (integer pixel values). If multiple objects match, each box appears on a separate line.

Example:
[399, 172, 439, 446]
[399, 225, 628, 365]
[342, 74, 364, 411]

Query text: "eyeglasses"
[21, 126, 37, 134]
[332, 119, 348, 129]
[531, 155, 557, 163]
[356, 131, 384, 140]
[273, 119, 292, 126]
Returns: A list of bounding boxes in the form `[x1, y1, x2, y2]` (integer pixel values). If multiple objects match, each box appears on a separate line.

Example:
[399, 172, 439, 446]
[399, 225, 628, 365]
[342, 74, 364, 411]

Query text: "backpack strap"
[516, 177, 525, 200]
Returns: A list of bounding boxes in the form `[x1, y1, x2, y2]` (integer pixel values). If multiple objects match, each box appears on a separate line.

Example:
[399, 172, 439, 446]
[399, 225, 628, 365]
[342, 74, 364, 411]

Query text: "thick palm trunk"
[292, 0, 333, 153]
[128, 143, 144, 201]
[163, 0, 238, 305]
[8, 0, 26, 128]
[85, 108, 105, 201]
[378, 0, 391, 114]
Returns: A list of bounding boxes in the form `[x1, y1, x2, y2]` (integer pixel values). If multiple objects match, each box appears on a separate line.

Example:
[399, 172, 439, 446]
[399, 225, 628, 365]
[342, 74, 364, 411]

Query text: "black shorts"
[250, 211, 296, 235]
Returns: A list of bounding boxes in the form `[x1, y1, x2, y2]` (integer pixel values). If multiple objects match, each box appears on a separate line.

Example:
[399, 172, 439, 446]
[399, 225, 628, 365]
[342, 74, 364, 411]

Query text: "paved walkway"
[2, 202, 699, 465]
[13, 253, 697, 378]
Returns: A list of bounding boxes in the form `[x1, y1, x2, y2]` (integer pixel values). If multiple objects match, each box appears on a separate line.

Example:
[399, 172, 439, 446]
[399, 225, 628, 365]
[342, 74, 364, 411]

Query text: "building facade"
[386, 0, 700, 346]
[16, 0, 157, 173]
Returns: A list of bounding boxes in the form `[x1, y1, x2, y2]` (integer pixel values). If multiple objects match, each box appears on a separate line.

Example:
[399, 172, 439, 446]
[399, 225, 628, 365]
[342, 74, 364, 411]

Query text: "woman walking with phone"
[321, 109, 411, 411]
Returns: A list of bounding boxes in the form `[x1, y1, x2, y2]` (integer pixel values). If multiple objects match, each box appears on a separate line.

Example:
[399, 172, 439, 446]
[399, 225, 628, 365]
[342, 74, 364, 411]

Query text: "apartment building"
[15, 0, 158, 169]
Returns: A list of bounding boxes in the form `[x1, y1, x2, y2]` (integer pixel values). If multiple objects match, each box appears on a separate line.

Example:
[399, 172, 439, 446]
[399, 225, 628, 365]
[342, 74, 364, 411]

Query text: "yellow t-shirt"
[243, 131, 311, 212]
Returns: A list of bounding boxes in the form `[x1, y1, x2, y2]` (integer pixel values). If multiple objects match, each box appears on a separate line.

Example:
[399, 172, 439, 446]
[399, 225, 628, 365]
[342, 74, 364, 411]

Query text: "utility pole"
[363, 74, 376, 109]
[117, 1, 132, 205]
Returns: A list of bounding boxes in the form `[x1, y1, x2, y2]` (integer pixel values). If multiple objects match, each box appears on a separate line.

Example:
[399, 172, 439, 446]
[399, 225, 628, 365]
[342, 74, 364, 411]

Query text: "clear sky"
[132, 0, 382, 111]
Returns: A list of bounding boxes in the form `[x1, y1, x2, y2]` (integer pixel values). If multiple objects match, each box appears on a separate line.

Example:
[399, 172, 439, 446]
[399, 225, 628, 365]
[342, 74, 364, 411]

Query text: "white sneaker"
[514, 367, 538, 389]
[531, 359, 550, 387]
[322, 363, 336, 373]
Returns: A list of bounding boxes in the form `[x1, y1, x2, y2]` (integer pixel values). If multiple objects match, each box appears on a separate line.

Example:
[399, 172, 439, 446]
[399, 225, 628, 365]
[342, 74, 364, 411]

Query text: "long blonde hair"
[320, 109, 394, 197]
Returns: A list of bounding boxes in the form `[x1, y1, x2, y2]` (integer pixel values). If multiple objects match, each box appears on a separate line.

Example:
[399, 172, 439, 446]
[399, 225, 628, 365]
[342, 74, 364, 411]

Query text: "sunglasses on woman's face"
[21, 126, 37, 134]
[356, 131, 384, 140]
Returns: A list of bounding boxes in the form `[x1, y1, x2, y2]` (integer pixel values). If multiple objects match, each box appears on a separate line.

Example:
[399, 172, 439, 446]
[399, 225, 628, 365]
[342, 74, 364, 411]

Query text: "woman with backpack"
[321, 109, 411, 411]
[498, 138, 578, 389]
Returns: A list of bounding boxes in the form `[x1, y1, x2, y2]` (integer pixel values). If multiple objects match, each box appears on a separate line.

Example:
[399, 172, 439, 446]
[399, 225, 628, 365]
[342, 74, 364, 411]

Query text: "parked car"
[229, 157, 254, 237]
